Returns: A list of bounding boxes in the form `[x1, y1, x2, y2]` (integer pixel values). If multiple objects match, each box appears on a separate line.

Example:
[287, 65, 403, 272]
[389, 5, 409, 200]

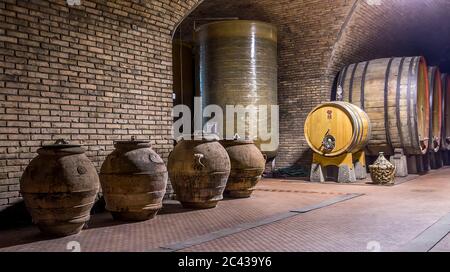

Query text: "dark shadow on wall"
[328, 0, 450, 81]
[330, 72, 340, 102]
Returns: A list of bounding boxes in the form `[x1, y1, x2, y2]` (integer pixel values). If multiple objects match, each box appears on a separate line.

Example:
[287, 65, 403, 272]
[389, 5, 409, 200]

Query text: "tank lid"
[38, 139, 85, 154]
[194, 20, 277, 42]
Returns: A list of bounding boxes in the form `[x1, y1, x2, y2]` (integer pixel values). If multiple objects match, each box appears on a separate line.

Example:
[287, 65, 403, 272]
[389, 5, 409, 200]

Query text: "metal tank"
[195, 20, 278, 159]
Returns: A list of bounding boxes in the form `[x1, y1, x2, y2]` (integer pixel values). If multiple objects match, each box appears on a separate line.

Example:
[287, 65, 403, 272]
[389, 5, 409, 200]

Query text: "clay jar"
[100, 139, 168, 221]
[20, 140, 99, 236]
[220, 139, 266, 198]
[168, 135, 230, 209]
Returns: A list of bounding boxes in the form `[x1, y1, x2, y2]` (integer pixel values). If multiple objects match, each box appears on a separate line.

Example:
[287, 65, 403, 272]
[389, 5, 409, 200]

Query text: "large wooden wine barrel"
[428, 66, 443, 152]
[100, 139, 168, 221]
[442, 73, 450, 150]
[335, 56, 430, 155]
[304, 101, 371, 157]
[20, 140, 99, 236]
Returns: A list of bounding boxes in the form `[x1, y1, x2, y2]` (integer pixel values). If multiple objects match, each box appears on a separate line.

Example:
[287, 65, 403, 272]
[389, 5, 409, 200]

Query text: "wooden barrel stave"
[428, 66, 443, 152]
[442, 74, 450, 150]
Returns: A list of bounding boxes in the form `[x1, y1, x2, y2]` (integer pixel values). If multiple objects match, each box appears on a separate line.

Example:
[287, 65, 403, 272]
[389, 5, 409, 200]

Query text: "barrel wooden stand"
[407, 155, 428, 174]
[428, 151, 443, 169]
[353, 150, 367, 179]
[423, 153, 431, 172]
[389, 148, 408, 177]
[442, 151, 450, 165]
[310, 151, 367, 183]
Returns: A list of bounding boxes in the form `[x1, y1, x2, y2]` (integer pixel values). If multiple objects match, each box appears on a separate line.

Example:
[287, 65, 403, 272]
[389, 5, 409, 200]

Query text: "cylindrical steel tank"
[100, 139, 168, 221]
[168, 135, 230, 209]
[20, 140, 99, 237]
[220, 138, 266, 198]
[195, 20, 278, 159]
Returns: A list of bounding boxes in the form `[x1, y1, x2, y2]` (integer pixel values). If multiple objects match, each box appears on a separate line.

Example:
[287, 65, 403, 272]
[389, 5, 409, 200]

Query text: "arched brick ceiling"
[330, 0, 450, 75]
[178, 0, 450, 76]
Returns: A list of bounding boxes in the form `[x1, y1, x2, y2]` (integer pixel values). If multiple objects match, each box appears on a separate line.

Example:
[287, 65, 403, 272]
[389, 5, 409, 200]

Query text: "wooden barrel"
[100, 139, 168, 221]
[335, 56, 430, 155]
[20, 140, 99, 237]
[442, 73, 450, 150]
[168, 135, 231, 209]
[304, 101, 371, 157]
[219, 139, 266, 198]
[428, 66, 443, 152]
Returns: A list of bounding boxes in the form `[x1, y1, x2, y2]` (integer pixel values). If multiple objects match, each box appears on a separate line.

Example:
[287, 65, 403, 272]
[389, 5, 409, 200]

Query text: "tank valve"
[322, 135, 336, 152]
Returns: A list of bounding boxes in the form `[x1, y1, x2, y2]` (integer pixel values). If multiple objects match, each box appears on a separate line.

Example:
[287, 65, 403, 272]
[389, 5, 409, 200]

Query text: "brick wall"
[0, 0, 200, 210]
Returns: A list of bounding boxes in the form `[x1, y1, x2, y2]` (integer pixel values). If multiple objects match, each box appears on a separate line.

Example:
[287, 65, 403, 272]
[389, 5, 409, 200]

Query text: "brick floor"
[431, 234, 450, 252]
[0, 187, 332, 252]
[183, 170, 450, 252]
[1, 168, 450, 252]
